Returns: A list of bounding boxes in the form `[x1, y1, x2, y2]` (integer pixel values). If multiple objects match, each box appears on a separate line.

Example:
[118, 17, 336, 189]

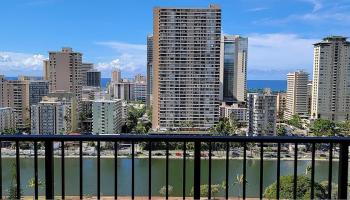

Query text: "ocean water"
[5, 77, 287, 92]
[102, 78, 287, 92]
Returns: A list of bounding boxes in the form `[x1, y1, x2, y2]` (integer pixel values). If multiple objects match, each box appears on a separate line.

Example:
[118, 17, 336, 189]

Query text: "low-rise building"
[220, 103, 247, 125]
[247, 92, 277, 135]
[80, 100, 93, 132]
[92, 99, 122, 134]
[82, 86, 101, 100]
[0, 107, 16, 132]
[29, 80, 49, 106]
[276, 93, 287, 121]
[31, 97, 72, 135]
[134, 81, 147, 102]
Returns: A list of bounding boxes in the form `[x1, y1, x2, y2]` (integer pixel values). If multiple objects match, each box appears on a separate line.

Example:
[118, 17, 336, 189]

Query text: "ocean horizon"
[101, 78, 287, 92]
[5, 77, 287, 92]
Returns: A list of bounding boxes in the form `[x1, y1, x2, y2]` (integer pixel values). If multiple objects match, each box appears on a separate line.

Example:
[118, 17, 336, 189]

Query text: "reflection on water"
[1, 158, 339, 197]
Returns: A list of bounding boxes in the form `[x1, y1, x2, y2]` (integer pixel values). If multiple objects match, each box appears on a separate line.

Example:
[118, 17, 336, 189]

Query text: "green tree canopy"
[276, 124, 287, 136]
[288, 114, 303, 129]
[264, 175, 327, 199]
[337, 121, 350, 135]
[210, 118, 237, 136]
[311, 119, 337, 136]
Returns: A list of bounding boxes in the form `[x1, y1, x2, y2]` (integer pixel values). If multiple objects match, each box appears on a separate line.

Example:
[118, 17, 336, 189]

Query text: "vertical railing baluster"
[0, 141, 2, 200]
[34, 141, 38, 200]
[311, 143, 315, 199]
[16, 141, 21, 199]
[193, 141, 201, 200]
[183, 142, 186, 200]
[148, 141, 152, 200]
[97, 141, 101, 200]
[45, 141, 54, 199]
[276, 143, 281, 200]
[61, 141, 65, 200]
[338, 142, 348, 199]
[259, 142, 263, 200]
[79, 141, 83, 199]
[226, 142, 229, 199]
[293, 143, 298, 199]
[328, 143, 333, 200]
[243, 142, 246, 200]
[131, 141, 135, 200]
[166, 141, 169, 200]
[208, 142, 212, 200]
[115, 142, 118, 199]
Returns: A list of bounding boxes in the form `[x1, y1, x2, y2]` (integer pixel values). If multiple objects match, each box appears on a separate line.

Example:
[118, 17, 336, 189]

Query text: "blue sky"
[0, 0, 349, 79]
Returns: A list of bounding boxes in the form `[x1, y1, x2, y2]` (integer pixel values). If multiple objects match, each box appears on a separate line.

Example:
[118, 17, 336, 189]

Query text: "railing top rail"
[0, 134, 349, 143]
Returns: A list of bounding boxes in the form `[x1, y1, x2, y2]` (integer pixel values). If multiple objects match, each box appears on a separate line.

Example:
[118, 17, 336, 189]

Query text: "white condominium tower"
[247, 92, 277, 135]
[222, 35, 248, 103]
[285, 70, 309, 119]
[311, 36, 350, 121]
[152, 5, 222, 131]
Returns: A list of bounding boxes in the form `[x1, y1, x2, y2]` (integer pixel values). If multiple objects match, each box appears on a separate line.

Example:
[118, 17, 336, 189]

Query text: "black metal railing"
[0, 134, 349, 199]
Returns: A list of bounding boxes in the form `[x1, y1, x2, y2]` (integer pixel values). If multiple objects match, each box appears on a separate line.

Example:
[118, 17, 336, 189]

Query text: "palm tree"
[305, 165, 312, 176]
[233, 174, 247, 199]
[27, 178, 43, 189]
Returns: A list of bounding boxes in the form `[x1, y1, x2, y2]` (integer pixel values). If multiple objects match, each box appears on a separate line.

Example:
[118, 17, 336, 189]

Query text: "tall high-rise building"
[146, 35, 153, 107]
[43, 60, 50, 81]
[311, 36, 350, 121]
[0, 76, 30, 129]
[111, 69, 122, 83]
[45, 47, 85, 101]
[29, 80, 49, 106]
[285, 71, 309, 119]
[222, 35, 248, 103]
[0, 75, 10, 107]
[247, 92, 277, 135]
[152, 5, 222, 130]
[0, 107, 16, 132]
[109, 81, 135, 101]
[307, 80, 313, 115]
[87, 69, 101, 87]
[92, 99, 122, 134]
[31, 97, 72, 135]
[80, 63, 94, 86]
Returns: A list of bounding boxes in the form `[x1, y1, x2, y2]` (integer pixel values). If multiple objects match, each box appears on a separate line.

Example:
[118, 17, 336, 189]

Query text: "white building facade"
[31, 97, 72, 135]
[0, 107, 16, 132]
[92, 99, 122, 134]
[247, 93, 277, 135]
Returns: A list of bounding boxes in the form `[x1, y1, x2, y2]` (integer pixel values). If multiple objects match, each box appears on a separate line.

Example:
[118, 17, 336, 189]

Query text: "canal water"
[1, 158, 339, 197]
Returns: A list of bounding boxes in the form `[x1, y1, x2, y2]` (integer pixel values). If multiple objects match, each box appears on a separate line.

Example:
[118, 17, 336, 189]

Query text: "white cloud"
[302, 0, 323, 12]
[95, 41, 147, 78]
[246, 7, 268, 12]
[255, 1, 350, 25]
[248, 33, 317, 79]
[0, 52, 46, 76]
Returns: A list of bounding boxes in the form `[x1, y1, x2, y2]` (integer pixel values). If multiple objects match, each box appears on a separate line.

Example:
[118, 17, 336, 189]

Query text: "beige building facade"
[285, 71, 309, 119]
[311, 36, 350, 121]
